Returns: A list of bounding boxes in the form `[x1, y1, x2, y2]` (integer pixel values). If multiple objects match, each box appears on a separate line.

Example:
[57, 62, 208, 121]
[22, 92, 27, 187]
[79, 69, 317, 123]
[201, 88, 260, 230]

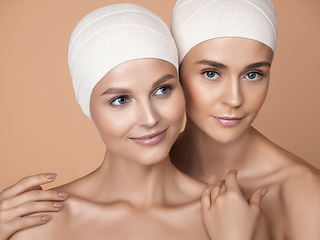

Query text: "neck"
[88, 150, 178, 208]
[171, 117, 261, 184]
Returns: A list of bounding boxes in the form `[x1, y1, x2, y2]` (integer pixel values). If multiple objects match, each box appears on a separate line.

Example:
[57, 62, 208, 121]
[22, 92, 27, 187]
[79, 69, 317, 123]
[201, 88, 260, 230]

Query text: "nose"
[136, 100, 160, 128]
[220, 77, 244, 108]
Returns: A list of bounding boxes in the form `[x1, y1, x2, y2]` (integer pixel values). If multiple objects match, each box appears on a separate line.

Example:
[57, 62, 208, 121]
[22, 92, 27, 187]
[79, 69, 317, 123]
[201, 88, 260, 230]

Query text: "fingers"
[10, 201, 63, 219]
[0, 173, 57, 199]
[5, 214, 51, 237]
[201, 185, 213, 210]
[201, 180, 226, 210]
[0, 174, 65, 240]
[219, 181, 226, 194]
[0, 190, 68, 211]
[212, 180, 224, 198]
[249, 188, 268, 208]
[25, 185, 42, 192]
[224, 169, 242, 193]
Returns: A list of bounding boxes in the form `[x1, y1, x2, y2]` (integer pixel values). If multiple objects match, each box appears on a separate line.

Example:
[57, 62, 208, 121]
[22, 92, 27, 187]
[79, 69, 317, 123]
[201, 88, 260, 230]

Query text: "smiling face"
[180, 37, 273, 144]
[90, 58, 185, 165]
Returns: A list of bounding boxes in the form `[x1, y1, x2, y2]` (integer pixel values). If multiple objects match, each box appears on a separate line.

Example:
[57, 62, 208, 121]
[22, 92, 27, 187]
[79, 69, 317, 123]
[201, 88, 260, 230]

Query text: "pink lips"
[213, 116, 244, 127]
[130, 129, 167, 146]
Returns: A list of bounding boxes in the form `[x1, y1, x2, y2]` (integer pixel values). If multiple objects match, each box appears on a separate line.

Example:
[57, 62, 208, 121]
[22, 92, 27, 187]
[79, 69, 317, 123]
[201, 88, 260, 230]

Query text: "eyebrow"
[245, 61, 271, 70]
[152, 74, 175, 88]
[101, 88, 132, 96]
[100, 74, 175, 96]
[195, 60, 271, 70]
[195, 60, 228, 69]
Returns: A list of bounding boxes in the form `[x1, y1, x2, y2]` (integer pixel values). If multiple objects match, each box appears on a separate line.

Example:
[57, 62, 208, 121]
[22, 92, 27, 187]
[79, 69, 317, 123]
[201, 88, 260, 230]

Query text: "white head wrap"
[171, 0, 278, 64]
[68, 3, 178, 118]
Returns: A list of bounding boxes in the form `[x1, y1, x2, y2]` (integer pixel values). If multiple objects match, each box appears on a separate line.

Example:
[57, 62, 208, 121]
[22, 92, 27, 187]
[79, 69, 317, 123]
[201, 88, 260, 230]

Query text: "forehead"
[92, 58, 177, 93]
[183, 37, 273, 65]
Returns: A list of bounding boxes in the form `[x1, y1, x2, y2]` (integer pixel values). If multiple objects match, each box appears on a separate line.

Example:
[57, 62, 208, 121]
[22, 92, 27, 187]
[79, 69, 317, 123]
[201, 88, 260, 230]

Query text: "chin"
[202, 123, 250, 145]
[135, 148, 171, 166]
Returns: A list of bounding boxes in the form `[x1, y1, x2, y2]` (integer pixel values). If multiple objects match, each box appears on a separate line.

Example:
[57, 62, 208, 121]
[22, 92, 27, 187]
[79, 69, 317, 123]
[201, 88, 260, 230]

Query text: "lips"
[130, 129, 167, 146]
[212, 116, 244, 127]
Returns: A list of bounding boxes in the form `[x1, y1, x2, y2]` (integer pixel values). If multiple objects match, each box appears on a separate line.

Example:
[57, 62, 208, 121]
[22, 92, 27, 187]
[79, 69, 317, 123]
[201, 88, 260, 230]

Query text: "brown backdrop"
[0, 0, 319, 191]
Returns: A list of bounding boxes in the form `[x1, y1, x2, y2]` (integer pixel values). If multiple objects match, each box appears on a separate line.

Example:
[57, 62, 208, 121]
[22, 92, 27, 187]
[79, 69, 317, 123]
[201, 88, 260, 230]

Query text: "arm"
[201, 169, 270, 240]
[0, 173, 68, 240]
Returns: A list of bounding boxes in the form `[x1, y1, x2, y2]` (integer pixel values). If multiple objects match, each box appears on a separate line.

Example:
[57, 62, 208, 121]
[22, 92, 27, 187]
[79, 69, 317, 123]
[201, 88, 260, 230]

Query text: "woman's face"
[180, 37, 273, 143]
[90, 58, 185, 165]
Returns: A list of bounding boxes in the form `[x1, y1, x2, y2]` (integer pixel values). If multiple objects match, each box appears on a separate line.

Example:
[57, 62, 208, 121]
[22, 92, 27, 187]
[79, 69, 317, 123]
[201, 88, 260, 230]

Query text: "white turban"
[171, 0, 278, 64]
[68, 3, 178, 118]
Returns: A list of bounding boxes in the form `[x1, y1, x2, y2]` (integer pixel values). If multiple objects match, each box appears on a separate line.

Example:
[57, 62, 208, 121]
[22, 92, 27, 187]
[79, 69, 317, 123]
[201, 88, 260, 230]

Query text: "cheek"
[91, 106, 134, 144]
[182, 76, 219, 116]
[244, 82, 269, 114]
[163, 86, 186, 125]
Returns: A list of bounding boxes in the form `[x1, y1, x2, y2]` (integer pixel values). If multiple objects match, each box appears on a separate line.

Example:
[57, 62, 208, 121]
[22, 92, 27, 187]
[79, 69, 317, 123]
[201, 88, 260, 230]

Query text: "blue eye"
[155, 86, 171, 96]
[111, 96, 127, 106]
[204, 71, 219, 80]
[246, 72, 261, 81]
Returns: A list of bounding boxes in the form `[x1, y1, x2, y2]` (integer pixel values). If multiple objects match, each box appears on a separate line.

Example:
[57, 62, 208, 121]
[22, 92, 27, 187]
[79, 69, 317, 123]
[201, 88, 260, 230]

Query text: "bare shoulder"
[272, 146, 320, 239]
[10, 196, 74, 240]
[9, 180, 86, 240]
[265, 138, 320, 194]
[270, 144, 320, 193]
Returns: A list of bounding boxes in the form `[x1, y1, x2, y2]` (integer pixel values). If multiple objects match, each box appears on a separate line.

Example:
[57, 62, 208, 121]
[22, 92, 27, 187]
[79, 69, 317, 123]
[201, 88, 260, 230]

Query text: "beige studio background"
[0, 0, 319, 191]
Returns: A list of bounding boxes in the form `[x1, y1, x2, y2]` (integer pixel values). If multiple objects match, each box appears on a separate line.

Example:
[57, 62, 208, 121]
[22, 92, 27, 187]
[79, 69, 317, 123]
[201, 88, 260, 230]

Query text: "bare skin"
[8, 58, 269, 240]
[202, 170, 270, 240]
[8, 59, 209, 240]
[11, 159, 209, 240]
[0, 173, 68, 240]
[170, 37, 320, 240]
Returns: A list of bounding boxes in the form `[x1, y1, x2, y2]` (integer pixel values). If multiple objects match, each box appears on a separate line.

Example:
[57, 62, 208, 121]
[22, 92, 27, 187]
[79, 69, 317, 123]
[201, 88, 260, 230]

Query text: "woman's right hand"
[0, 173, 68, 240]
[201, 169, 269, 240]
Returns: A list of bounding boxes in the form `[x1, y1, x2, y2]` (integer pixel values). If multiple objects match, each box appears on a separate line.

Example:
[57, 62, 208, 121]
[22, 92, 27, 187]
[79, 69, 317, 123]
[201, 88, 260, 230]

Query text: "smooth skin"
[0, 173, 68, 240]
[170, 37, 320, 240]
[8, 58, 269, 240]
[201, 170, 270, 240]
[9, 59, 209, 240]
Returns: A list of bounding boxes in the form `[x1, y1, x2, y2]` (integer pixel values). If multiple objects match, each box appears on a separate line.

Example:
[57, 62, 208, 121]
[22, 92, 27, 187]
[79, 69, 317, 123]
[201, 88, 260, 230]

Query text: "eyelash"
[153, 84, 173, 96]
[201, 69, 266, 82]
[244, 71, 266, 82]
[201, 69, 221, 81]
[109, 84, 173, 107]
[110, 95, 130, 107]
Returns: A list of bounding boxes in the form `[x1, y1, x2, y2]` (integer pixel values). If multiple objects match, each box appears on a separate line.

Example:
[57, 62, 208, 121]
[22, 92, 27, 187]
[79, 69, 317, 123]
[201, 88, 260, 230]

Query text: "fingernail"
[261, 188, 268, 197]
[47, 173, 57, 179]
[53, 202, 63, 208]
[59, 192, 69, 198]
[41, 215, 51, 221]
[207, 184, 213, 187]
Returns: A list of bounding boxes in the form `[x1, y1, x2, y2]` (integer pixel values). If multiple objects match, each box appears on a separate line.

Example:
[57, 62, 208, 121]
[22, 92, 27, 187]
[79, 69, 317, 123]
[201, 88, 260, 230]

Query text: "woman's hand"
[0, 173, 68, 240]
[201, 169, 268, 240]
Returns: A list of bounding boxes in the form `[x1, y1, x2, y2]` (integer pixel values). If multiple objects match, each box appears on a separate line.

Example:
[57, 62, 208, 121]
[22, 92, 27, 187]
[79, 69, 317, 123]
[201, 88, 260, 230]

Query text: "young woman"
[3, 0, 318, 239]
[169, 0, 320, 239]
[3, 4, 268, 240]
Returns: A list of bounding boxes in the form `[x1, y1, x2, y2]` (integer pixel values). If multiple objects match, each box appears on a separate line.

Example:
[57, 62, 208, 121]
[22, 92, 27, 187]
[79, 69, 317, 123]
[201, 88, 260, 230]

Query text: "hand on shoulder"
[201, 169, 270, 240]
[0, 173, 68, 240]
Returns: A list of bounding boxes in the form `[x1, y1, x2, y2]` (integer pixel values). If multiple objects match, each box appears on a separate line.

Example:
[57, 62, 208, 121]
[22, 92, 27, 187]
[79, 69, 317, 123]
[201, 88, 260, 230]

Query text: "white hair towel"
[68, 3, 178, 118]
[171, 0, 278, 64]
